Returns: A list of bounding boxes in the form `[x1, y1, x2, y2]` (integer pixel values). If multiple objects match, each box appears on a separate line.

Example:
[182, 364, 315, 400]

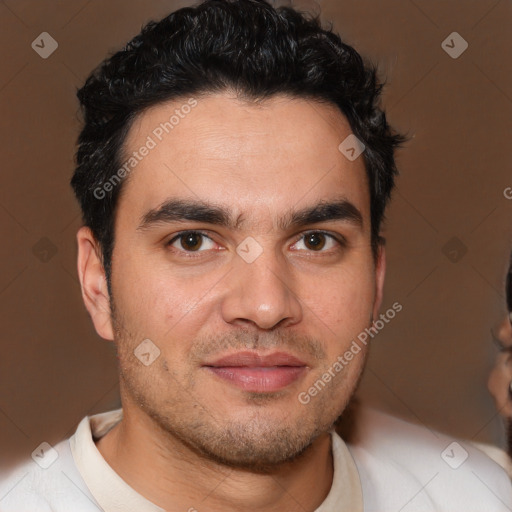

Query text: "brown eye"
[291, 231, 345, 253]
[180, 232, 203, 251]
[167, 231, 215, 253]
[304, 232, 327, 251]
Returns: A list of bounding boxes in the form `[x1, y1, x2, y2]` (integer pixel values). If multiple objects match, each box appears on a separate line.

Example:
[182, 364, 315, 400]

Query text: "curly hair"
[71, 0, 406, 292]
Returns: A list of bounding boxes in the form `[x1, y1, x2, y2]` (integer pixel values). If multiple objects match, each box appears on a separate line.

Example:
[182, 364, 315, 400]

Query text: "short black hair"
[71, 0, 406, 293]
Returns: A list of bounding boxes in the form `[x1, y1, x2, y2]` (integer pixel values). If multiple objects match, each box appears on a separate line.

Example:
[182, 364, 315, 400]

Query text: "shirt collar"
[70, 408, 363, 512]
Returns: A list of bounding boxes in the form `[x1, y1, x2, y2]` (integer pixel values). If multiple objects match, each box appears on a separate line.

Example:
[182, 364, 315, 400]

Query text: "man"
[481, 250, 512, 477]
[1, 0, 511, 510]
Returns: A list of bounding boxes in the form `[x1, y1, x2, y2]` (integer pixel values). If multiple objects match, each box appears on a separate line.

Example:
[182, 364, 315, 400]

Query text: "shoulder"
[0, 437, 100, 512]
[346, 406, 512, 512]
[472, 441, 512, 479]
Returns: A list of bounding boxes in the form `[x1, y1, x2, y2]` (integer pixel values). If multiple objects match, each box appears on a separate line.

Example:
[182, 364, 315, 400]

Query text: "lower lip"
[205, 366, 307, 392]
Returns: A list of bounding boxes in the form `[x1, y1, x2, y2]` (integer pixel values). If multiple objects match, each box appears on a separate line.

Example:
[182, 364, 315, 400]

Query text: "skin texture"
[488, 315, 512, 420]
[76, 92, 386, 512]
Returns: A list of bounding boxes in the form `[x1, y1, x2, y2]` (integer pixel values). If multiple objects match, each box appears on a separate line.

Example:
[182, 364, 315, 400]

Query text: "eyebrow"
[136, 198, 364, 232]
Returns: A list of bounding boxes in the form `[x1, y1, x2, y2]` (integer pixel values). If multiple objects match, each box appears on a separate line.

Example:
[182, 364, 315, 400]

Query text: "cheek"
[487, 362, 512, 418]
[113, 252, 193, 324]
[488, 358, 512, 397]
[307, 270, 374, 329]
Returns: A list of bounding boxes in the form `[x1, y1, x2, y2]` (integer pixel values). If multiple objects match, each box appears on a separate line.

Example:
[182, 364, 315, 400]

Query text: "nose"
[220, 247, 303, 330]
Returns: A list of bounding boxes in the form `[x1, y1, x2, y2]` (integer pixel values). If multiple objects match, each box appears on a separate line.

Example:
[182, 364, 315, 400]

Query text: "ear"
[372, 242, 386, 321]
[76, 226, 114, 341]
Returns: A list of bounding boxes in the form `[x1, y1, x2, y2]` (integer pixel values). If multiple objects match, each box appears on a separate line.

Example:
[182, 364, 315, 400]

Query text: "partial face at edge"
[488, 314, 512, 419]
[93, 92, 385, 470]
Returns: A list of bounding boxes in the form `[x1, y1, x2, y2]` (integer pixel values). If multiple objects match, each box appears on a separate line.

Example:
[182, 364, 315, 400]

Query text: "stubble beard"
[110, 295, 369, 473]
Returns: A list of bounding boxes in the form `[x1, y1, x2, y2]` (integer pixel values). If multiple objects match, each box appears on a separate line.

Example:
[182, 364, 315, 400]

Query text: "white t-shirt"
[0, 406, 510, 512]
[472, 441, 512, 480]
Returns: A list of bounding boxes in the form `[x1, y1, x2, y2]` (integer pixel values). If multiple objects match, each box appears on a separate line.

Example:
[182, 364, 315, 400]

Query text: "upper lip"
[203, 351, 307, 367]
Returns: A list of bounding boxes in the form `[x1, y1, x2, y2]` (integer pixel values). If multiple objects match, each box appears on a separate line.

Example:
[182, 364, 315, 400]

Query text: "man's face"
[488, 314, 512, 420]
[92, 92, 384, 470]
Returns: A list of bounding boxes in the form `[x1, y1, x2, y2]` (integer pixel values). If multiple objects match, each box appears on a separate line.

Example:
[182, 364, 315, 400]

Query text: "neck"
[95, 405, 334, 512]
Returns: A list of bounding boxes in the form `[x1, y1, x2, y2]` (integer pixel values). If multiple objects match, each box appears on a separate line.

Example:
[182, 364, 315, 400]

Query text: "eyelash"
[165, 230, 347, 258]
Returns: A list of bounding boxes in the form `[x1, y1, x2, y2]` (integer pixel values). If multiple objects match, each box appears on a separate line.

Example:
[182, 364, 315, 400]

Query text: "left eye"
[291, 232, 343, 252]
[167, 231, 216, 252]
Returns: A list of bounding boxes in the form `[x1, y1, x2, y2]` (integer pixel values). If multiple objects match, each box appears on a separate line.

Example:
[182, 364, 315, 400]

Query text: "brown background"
[1, 0, 511, 472]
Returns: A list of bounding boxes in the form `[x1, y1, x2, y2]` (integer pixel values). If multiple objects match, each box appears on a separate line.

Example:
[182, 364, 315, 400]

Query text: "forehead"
[117, 92, 370, 231]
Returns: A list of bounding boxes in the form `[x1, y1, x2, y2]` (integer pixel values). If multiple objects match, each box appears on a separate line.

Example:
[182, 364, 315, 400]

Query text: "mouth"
[202, 351, 309, 392]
